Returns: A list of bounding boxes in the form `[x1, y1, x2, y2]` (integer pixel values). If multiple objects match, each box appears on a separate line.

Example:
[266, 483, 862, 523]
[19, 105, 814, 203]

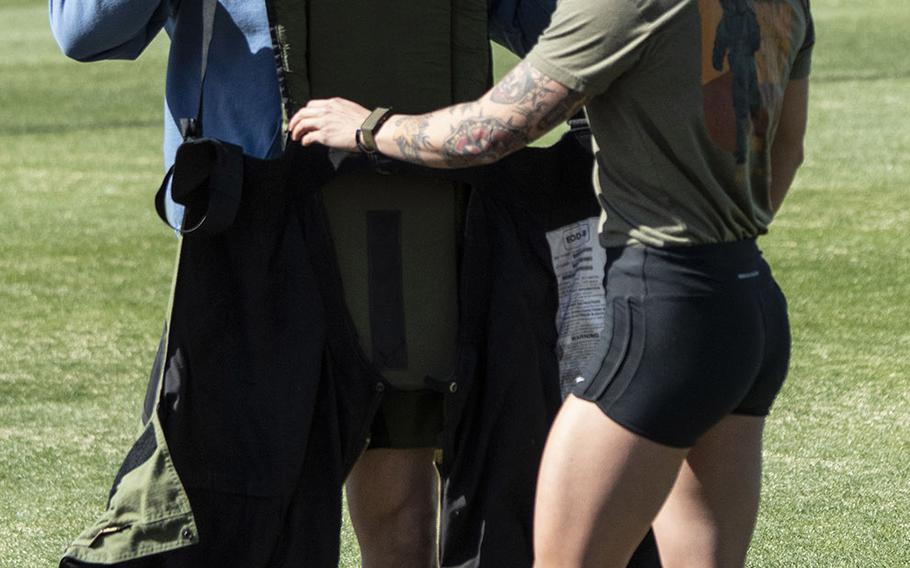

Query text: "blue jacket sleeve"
[487, 0, 556, 57]
[49, 0, 170, 62]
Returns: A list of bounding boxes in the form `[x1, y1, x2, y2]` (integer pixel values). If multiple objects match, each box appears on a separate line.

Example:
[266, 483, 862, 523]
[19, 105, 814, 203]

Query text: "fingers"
[301, 131, 322, 147]
[289, 116, 322, 143]
[288, 106, 324, 139]
[290, 98, 346, 130]
[286, 97, 369, 151]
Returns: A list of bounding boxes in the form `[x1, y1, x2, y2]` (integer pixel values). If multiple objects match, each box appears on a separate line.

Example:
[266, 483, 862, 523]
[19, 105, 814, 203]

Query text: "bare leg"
[534, 396, 687, 568]
[346, 447, 438, 568]
[653, 415, 764, 568]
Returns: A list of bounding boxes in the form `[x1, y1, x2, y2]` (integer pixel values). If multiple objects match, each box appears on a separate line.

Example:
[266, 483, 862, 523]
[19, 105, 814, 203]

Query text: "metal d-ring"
[178, 212, 208, 235]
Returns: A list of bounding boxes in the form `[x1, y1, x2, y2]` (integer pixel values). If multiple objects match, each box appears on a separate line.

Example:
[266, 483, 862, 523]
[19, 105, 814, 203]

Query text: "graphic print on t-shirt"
[700, 0, 800, 169]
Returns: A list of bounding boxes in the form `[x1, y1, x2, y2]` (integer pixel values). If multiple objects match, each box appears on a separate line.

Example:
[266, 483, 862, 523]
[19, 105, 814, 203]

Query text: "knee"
[350, 485, 437, 567]
[386, 513, 436, 559]
[358, 513, 436, 568]
[378, 491, 437, 544]
[347, 449, 439, 566]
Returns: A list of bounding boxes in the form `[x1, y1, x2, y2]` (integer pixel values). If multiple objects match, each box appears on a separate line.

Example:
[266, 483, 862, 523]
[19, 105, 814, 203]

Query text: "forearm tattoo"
[392, 115, 436, 165]
[491, 61, 586, 131]
[538, 89, 586, 132]
[442, 116, 529, 168]
[490, 61, 556, 112]
[389, 60, 586, 168]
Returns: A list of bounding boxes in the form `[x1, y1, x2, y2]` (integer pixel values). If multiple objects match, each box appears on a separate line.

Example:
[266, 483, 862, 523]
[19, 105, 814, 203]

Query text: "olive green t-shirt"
[526, 0, 815, 247]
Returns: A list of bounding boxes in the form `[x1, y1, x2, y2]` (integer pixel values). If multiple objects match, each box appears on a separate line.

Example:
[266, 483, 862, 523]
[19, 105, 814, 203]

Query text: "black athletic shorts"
[368, 389, 444, 449]
[574, 239, 790, 448]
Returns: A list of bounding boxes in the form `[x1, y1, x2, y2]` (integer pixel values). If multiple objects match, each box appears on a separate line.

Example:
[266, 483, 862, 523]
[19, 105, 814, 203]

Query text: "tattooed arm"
[288, 61, 587, 168]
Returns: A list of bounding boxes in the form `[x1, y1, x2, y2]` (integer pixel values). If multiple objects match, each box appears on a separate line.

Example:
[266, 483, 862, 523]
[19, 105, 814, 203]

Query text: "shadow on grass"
[0, 119, 161, 137]
[812, 69, 910, 83]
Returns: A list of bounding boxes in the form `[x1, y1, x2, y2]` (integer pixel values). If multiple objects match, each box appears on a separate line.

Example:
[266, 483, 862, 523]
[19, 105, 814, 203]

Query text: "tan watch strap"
[357, 107, 394, 154]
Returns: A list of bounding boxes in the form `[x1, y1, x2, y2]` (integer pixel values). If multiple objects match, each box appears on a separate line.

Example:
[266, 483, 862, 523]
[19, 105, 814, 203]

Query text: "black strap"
[156, 0, 231, 236]
[180, 0, 218, 139]
[155, 166, 177, 229]
[366, 211, 408, 370]
[155, 138, 245, 235]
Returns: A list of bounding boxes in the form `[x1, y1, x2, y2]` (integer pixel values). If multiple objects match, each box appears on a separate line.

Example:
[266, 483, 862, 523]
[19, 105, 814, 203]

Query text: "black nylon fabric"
[62, 134, 662, 567]
[105, 425, 156, 508]
[159, 143, 340, 499]
[437, 133, 661, 568]
[62, 143, 384, 568]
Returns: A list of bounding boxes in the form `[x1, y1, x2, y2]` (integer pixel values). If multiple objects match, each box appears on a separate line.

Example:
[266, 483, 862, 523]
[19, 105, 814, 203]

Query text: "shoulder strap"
[178, 0, 218, 139]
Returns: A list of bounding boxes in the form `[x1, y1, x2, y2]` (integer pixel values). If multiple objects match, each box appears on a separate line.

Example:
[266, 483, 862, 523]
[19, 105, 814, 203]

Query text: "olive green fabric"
[62, 291, 198, 565]
[62, 416, 198, 563]
[525, 0, 815, 248]
[275, 0, 490, 392]
[322, 173, 465, 391]
[451, 0, 493, 102]
[308, 0, 464, 111]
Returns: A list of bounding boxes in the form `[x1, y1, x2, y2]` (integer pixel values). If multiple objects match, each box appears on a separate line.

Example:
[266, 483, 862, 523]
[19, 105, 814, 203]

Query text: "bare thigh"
[346, 447, 439, 568]
[534, 396, 687, 568]
[653, 414, 765, 568]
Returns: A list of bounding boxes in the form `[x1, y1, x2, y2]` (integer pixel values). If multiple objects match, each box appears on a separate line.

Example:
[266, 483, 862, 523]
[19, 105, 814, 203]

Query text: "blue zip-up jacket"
[49, 0, 554, 227]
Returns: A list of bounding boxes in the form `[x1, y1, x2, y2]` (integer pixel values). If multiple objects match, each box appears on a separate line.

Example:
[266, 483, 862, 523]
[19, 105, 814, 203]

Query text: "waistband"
[604, 239, 772, 297]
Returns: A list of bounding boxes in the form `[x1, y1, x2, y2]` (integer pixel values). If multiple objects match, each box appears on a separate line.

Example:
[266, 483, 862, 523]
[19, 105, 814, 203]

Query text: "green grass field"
[1, 1, 907, 566]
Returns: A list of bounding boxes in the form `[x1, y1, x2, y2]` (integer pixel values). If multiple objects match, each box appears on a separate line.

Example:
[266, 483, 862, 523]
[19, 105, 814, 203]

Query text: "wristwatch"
[356, 107, 394, 154]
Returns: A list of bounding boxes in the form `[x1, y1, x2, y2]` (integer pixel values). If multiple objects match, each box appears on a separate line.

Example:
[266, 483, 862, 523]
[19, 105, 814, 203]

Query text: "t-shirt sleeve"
[524, 0, 647, 96]
[790, 0, 815, 79]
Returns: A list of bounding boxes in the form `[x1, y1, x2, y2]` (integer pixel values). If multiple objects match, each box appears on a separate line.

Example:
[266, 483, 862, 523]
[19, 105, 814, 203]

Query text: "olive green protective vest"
[61, 0, 489, 563]
[272, 0, 491, 391]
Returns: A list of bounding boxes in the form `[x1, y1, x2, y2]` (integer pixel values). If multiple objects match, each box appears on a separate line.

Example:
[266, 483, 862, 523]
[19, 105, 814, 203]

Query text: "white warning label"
[546, 218, 607, 398]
